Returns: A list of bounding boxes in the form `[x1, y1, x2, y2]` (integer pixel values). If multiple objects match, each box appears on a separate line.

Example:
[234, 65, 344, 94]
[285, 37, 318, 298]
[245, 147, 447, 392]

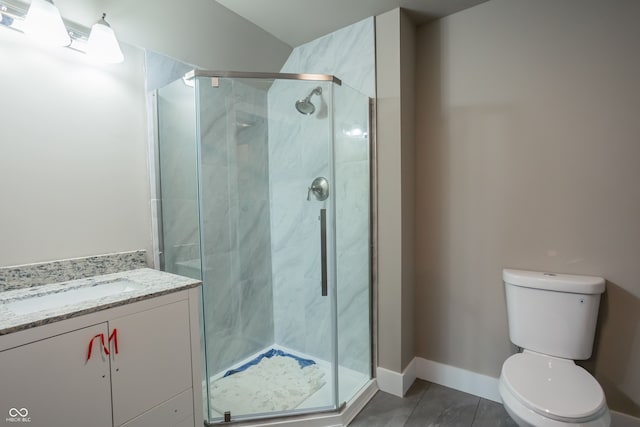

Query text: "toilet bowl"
[501, 269, 610, 427]
[499, 350, 610, 427]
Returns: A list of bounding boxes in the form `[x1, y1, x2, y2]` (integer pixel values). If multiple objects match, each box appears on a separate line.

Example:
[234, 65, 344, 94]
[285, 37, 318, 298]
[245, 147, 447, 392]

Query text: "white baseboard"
[375, 366, 404, 397]
[611, 410, 640, 427]
[414, 357, 501, 402]
[402, 359, 418, 396]
[376, 360, 417, 397]
[409, 358, 640, 425]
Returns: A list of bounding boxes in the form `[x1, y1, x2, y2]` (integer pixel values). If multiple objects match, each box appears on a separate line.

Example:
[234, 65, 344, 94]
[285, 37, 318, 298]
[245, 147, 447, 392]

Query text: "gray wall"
[0, 23, 150, 267]
[399, 9, 417, 373]
[376, 8, 416, 374]
[0, 0, 291, 269]
[415, 0, 640, 416]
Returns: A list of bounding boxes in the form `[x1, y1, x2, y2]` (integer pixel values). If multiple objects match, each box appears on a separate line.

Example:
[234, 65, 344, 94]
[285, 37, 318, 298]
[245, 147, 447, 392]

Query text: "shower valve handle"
[307, 177, 329, 201]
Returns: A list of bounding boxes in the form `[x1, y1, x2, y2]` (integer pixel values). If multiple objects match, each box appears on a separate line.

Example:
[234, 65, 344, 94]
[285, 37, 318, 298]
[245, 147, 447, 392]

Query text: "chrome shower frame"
[183, 70, 342, 85]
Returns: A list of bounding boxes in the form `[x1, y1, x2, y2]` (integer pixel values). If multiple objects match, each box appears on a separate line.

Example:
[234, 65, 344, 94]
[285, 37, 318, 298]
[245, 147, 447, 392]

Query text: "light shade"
[86, 13, 124, 64]
[23, 0, 70, 47]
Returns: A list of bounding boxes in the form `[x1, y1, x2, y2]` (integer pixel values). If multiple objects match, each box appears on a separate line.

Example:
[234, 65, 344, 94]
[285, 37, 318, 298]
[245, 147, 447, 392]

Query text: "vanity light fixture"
[0, 0, 124, 63]
[23, 0, 69, 46]
[86, 13, 123, 64]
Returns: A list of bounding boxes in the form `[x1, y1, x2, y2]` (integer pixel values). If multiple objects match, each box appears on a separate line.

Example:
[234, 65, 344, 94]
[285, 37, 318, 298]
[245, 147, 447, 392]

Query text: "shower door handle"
[320, 209, 327, 297]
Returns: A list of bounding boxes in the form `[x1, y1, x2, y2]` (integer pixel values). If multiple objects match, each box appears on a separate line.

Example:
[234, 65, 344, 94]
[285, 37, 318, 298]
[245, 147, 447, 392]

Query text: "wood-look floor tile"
[404, 383, 479, 427]
[348, 380, 429, 427]
[471, 399, 518, 427]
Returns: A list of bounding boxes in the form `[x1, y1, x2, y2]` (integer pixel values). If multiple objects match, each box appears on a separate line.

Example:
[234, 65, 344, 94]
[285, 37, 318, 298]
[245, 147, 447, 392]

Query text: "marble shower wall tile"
[238, 200, 272, 282]
[280, 17, 375, 98]
[240, 277, 274, 346]
[271, 271, 307, 351]
[268, 79, 332, 357]
[156, 78, 202, 276]
[197, 78, 274, 374]
[333, 82, 372, 375]
[153, 18, 375, 376]
[157, 76, 275, 374]
[336, 160, 371, 374]
[202, 253, 240, 335]
[0, 251, 147, 291]
[270, 19, 374, 375]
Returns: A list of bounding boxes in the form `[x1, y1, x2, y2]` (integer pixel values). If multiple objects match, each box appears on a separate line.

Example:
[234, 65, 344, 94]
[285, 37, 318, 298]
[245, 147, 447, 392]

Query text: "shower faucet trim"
[307, 177, 329, 201]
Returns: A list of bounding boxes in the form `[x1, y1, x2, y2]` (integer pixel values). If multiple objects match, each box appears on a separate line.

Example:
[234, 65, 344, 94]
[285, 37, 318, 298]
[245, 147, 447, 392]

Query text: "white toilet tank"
[503, 269, 606, 360]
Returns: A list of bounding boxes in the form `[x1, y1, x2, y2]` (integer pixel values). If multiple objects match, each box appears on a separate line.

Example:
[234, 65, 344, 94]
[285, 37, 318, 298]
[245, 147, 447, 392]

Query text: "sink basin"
[5, 279, 143, 315]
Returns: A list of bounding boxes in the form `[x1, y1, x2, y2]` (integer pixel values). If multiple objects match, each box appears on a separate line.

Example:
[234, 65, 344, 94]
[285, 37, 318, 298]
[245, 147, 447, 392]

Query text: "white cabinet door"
[110, 300, 193, 426]
[0, 323, 113, 427]
[120, 388, 193, 427]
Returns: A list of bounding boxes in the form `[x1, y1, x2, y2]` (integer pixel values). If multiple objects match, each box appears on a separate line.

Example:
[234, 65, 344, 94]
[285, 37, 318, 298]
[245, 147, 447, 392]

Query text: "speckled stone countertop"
[0, 268, 201, 335]
[0, 250, 147, 291]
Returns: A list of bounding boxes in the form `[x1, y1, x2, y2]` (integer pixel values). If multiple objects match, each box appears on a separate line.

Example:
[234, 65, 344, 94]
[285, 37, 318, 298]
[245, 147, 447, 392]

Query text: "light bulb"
[86, 13, 124, 64]
[23, 0, 70, 47]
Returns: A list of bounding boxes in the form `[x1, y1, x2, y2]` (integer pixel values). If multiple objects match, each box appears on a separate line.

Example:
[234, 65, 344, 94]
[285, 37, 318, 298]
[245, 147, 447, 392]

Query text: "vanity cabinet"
[0, 323, 113, 427]
[0, 288, 202, 427]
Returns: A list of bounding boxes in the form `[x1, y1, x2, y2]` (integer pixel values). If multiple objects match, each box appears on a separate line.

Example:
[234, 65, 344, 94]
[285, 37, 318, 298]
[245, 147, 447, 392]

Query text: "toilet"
[499, 269, 610, 427]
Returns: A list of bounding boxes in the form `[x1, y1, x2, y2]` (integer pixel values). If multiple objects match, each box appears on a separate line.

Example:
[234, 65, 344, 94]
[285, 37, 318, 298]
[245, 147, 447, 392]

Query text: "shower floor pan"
[207, 344, 370, 421]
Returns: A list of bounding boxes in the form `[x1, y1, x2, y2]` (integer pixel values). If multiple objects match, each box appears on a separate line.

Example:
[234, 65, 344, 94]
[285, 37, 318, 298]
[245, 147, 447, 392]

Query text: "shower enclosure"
[155, 71, 372, 423]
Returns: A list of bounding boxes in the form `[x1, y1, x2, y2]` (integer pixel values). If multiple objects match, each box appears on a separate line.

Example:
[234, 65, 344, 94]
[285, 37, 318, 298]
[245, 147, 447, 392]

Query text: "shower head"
[295, 86, 322, 115]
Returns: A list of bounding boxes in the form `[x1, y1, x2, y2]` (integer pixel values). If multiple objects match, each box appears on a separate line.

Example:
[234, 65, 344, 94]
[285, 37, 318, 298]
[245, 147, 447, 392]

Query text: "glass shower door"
[194, 75, 338, 422]
[334, 82, 372, 403]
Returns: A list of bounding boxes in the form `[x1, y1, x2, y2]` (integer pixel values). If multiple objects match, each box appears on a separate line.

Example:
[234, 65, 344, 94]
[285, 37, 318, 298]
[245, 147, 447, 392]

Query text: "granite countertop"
[0, 268, 201, 336]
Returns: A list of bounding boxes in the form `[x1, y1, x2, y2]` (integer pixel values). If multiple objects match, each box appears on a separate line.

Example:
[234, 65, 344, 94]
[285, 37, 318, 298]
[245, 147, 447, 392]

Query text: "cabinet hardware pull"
[86, 333, 109, 361]
[108, 328, 119, 355]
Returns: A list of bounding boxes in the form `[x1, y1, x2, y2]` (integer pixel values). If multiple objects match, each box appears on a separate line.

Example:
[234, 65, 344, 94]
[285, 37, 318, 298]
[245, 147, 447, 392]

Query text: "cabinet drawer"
[120, 388, 193, 427]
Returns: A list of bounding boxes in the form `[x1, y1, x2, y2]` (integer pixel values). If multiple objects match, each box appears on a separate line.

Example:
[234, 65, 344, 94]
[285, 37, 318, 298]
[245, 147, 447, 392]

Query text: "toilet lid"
[501, 351, 606, 421]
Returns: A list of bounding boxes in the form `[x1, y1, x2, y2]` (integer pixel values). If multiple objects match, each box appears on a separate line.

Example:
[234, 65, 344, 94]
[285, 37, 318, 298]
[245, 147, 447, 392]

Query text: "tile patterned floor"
[349, 380, 518, 427]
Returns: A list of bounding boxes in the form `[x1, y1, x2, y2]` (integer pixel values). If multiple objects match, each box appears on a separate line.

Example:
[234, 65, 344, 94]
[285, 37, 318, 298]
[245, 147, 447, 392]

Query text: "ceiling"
[215, 0, 488, 47]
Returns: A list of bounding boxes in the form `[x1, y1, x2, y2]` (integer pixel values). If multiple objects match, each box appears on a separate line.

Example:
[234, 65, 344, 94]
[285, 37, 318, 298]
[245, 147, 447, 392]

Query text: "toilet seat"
[500, 350, 607, 422]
